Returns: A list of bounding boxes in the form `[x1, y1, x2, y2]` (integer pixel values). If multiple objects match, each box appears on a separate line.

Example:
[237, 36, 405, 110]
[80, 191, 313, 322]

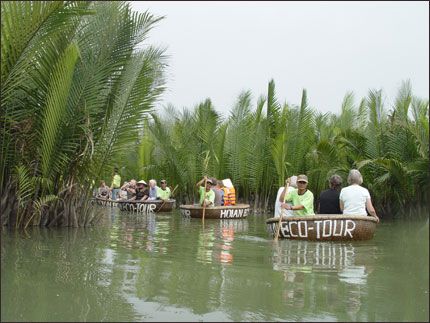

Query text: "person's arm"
[141, 190, 149, 201]
[339, 190, 344, 212]
[291, 192, 313, 213]
[196, 176, 207, 188]
[366, 197, 379, 222]
[291, 204, 304, 211]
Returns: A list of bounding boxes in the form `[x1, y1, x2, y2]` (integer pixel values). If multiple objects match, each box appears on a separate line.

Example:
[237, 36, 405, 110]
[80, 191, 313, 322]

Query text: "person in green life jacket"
[280, 174, 315, 216]
[196, 176, 215, 207]
[110, 167, 121, 201]
[157, 179, 171, 200]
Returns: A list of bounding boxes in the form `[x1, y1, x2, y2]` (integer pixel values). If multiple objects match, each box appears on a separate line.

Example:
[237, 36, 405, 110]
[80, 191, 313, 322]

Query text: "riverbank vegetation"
[1, 1, 166, 227]
[123, 80, 428, 217]
[2, 2, 428, 228]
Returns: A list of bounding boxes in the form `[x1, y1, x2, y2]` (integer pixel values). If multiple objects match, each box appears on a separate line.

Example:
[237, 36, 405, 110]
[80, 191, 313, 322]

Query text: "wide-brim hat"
[137, 180, 147, 186]
[206, 179, 213, 185]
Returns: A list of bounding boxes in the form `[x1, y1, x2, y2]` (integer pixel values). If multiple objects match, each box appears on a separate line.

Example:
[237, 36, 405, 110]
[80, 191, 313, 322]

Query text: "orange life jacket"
[223, 187, 236, 206]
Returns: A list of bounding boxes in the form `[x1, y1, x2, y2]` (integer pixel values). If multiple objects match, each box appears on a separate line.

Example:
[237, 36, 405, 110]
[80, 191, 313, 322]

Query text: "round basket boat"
[179, 204, 250, 219]
[266, 214, 378, 241]
[92, 197, 117, 207]
[116, 199, 175, 213]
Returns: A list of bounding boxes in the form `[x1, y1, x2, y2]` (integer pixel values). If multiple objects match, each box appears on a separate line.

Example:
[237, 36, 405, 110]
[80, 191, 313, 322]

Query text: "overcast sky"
[131, 1, 429, 116]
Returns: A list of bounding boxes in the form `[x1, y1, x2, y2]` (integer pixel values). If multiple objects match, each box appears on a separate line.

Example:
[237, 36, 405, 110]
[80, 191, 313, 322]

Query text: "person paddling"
[280, 174, 315, 216]
[196, 176, 215, 207]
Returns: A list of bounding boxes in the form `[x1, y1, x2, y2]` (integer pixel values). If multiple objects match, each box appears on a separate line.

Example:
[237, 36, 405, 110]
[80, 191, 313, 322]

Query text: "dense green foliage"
[2, 2, 427, 226]
[1, 1, 166, 227]
[124, 80, 428, 216]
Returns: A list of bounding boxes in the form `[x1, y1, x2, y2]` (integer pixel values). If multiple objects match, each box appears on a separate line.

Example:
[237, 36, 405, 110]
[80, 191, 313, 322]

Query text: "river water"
[1, 207, 428, 322]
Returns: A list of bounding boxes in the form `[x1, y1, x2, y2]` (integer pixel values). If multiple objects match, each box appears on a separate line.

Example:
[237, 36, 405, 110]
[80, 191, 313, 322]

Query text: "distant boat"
[117, 199, 175, 213]
[180, 204, 250, 219]
[266, 214, 378, 241]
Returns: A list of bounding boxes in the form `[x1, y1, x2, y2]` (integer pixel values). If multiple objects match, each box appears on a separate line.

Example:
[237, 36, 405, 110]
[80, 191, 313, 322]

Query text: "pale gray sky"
[132, 1, 429, 116]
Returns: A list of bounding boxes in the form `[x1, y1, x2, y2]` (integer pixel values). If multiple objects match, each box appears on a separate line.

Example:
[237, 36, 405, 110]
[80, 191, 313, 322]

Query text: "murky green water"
[1, 208, 429, 322]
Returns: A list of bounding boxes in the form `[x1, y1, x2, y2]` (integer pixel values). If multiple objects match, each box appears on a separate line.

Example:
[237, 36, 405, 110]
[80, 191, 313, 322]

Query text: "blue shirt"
[149, 186, 158, 199]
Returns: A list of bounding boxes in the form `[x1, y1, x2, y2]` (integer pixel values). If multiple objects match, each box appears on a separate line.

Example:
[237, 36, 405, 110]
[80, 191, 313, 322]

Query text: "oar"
[275, 214, 283, 241]
[202, 177, 207, 223]
[156, 184, 179, 213]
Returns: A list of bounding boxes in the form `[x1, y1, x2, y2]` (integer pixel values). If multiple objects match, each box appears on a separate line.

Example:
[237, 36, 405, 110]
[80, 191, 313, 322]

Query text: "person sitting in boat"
[212, 179, 225, 206]
[157, 179, 171, 200]
[280, 174, 315, 216]
[275, 175, 297, 217]
[129, 180, 149, 201]
[339, 169, 379, 222]
[123, 179, 137, 200]
[196, 176, 215, 207]
[117, 181, 129, 201]
[148, 179, 159, 200]
[120, 178, 138, 200]
[318, 174, 343, 214]
[222, 178, 236, 206]
[97, 180, 110, 199]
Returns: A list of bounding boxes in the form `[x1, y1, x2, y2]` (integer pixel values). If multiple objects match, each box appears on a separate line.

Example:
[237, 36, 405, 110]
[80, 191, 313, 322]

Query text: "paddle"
[156, 184, 179, 213]
[202, 177, 208, 223]
[275, 214, 283, 241]
[201, 151, 211, 224]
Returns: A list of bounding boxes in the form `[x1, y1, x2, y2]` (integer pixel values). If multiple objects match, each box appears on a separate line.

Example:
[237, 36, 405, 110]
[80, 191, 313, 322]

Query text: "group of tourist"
[96, 168, 172, 201]
[196, 176, 236, 207]
[277, 169, 379, 221]
[96, 168, 378, 220]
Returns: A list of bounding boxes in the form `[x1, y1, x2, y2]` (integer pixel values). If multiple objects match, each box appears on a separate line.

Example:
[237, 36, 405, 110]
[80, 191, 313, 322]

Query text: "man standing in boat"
[110, 167, 121, 201]
[196, 176, 215, 207]
[280, 174, 315, 216]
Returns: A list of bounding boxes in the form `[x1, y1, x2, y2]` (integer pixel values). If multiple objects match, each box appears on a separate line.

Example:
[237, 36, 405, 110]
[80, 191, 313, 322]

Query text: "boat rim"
[266, 214, 378, 223]
[179, 203, 250, 210]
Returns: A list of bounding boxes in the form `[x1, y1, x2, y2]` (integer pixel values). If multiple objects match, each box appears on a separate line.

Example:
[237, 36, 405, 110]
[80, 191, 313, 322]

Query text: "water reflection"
[196, 219, 249, 265]
[1, 210, 428, 322]
[110, 213, 171, 253]
[272, 240, 375, 279]
[271, 240, 378, 321]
